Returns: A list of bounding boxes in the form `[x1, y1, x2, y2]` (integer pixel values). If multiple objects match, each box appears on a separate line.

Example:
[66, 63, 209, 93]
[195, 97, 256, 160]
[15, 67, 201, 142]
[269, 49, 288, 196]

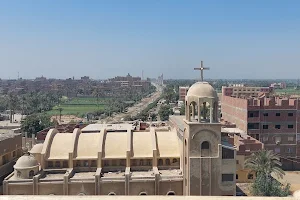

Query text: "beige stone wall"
[129, 181, 155, 195]
[8, 184, 33, 195]
[38, 183, 63, 195]
[68, 183, 95, 195]
[159, 181, 183, 195]
[100, 182, 125, 195]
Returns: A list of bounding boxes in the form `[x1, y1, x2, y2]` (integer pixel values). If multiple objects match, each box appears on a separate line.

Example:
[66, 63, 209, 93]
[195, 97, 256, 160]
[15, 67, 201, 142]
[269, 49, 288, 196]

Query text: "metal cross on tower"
[194, 61, 210, 82]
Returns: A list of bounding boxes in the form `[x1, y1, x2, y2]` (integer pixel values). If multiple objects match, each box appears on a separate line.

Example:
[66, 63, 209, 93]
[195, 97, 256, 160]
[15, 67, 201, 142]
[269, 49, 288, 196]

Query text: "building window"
[108, 192, 116, 195]
[139, 159, 144, 166]
[55, 161, 60, 168]
[222, 174, 234, 182]
[274, 147, 280, 153]
[84, 160, 89, 167]
[236, 174, 239, 180]
[104, 160, 109, 166]
[263, 113, 268, 117]
[236, 160, 239, 164]
[288, 113, 293, 117]
[201, 141, 210, 149]
[263, 136, 268, 142]
[131, 160, 136, 166]
[48, 161, 53, 168]
[146, 159, 152, 166]
[139, 192, 147, 195]
[12, 151, 16, 157]
[276, 113, 280, 116]
[275, 125, 281, 129]
[248, 123, 259, 130]
[167, 191, 176, 195]
[17, 170, 21, 178]
[165, 159, 170, 165]
[29, 170, 34, 178]
[158, 159, 163, 166]
[288, 125, 294, 129]
[63, 161, 68, 168]
[76, 161, 81, 167]
[185, 157, 187, 165]
[288, 137, 294, 141]
[222, 147, 234, 159]
[91, 160, 97, 167]
[263, 125, 268, 129]
[286, 148, 292, 153]
[247, 174, 254, 180]
[172, 158, 177, 163]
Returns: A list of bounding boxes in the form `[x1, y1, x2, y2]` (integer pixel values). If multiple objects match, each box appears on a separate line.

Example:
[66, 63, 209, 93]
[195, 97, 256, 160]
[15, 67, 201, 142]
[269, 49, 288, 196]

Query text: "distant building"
[0, 132, 22, 182]
[178, 86, 189, 101]
[222, 85, 273, 98]
[221, 95, 300, 170]
[222, 127, 263, 183]
[270, 82, 286, 89]
[80, 76, 90, 81]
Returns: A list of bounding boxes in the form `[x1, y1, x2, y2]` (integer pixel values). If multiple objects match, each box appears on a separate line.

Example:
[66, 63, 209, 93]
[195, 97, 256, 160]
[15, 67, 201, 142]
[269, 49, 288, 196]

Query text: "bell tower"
[183, 81, 223, 196]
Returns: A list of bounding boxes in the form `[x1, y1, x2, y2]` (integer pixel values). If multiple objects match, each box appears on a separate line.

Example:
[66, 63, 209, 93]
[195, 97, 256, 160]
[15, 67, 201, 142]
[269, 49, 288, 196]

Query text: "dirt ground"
[278, 171, 300, 193]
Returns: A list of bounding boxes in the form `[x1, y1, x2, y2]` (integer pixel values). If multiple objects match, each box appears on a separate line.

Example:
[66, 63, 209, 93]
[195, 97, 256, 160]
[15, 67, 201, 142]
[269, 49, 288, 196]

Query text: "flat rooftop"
[131, 170, 155, 178]
[102, 171, 125, 178]
[0, 132, 21, 142]
[159, 169, 182, 177]
[71, 172, 95, 179]
[40, 171, 66, 180]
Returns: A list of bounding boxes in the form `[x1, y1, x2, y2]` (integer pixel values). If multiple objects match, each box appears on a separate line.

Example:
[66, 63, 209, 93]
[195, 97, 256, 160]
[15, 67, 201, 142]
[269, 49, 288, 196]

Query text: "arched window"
[29, 170, 34, 178]
[139, 192, 147, 195]
[201, 141, 210, 149]
[108, 192, 116, 195]
[16, 170, 21, 178]
[167, 191, 176, 195]
[48, 161, 53, 168]
[158, 159, 163, 166]
[165, 159, 170, 165]
[172, 158, 177, 163]
[77, 193, 85, 196]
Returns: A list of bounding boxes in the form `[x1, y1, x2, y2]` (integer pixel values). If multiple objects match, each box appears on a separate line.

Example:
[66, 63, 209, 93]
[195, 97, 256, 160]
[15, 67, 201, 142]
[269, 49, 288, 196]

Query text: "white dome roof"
[187, 82, 217, 99]
[14, 153, 39, 169]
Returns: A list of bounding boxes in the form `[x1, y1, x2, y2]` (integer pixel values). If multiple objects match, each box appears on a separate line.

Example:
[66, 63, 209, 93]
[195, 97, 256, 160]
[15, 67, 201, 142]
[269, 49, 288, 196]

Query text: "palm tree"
[245, 149, 285, 179]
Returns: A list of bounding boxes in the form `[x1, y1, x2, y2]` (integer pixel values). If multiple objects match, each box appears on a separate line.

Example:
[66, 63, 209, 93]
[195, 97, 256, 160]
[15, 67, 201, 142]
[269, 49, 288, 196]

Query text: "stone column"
[210, 106, 213, 123]
[203, 102, 207, 120]
[191, 103, 195, 119]
[198, 101, 201, 122]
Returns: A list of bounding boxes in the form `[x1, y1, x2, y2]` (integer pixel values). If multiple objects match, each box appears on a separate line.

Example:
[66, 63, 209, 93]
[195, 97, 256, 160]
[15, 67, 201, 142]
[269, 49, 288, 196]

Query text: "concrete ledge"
[0, 196, 297, 200]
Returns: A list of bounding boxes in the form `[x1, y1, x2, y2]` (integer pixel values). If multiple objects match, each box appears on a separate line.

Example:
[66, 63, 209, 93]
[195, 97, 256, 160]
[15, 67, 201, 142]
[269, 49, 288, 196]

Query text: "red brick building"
[178, 86, 189, 101]
[221, 96, 300, 169]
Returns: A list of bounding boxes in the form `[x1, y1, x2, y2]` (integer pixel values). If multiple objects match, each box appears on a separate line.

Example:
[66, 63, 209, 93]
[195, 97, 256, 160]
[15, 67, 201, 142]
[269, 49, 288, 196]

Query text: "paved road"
[98, 83, 163, 123]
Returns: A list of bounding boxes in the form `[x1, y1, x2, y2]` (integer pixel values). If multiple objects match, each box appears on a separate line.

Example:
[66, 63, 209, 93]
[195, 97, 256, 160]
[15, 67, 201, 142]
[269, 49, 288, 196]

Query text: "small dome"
[14, 153, 39, 169]
[187, 82, 217, 99]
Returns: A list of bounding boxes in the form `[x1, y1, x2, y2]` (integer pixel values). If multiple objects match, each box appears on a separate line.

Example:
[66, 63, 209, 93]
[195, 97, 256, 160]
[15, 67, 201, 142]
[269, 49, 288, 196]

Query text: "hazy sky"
[0, 0, 300, 80]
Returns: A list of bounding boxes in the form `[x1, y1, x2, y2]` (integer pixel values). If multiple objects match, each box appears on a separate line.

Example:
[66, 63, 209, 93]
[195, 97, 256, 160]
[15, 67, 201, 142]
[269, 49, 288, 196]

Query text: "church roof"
[156, 131, 180, 158]
[187, 82, 217, 99]
[76, 133, 102, 159]
[132, 132, 153, 158]
[48, 133, 73, 160]
[104, 131, 128, 159]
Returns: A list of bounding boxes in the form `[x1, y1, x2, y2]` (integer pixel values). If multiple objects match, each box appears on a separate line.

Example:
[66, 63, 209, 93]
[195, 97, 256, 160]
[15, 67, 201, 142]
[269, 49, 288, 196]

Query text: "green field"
[275, 88, 300, 95]
[47, 97, 109, 117]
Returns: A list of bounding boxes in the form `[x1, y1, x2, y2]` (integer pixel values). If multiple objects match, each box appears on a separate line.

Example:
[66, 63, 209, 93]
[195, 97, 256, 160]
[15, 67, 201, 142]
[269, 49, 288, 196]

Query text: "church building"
[3, 81, 236, 196]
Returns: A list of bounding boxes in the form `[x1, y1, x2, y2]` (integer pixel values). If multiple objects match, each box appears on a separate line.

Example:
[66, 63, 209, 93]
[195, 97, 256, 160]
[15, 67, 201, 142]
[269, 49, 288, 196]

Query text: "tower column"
[210, 106, 213, 123]
[191, 103, 195, 119]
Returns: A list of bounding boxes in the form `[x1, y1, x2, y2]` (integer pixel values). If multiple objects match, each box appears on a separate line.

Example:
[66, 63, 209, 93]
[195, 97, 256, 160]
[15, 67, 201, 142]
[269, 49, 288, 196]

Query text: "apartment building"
[221, 95, 300, 170]
[222, 85, 273, 98]
[178, 86, 189, 101]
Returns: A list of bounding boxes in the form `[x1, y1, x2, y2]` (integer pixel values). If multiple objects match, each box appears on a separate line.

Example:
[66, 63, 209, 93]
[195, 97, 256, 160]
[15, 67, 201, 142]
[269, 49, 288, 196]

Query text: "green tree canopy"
[21, 114, 53, 137]
[245, 149, 290, 196]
